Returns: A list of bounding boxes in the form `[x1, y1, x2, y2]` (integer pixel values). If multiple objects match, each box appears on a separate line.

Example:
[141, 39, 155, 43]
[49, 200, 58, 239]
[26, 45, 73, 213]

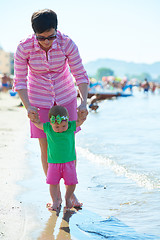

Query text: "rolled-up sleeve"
[64, 38, 89, 86]
[13, 43, 28, 91]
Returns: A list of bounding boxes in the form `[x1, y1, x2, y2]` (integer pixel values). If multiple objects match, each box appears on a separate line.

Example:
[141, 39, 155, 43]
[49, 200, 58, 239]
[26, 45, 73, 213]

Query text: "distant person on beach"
[142, 78, 150, 93]
[32, 105, 84, 210]
[88, 94, 100, 111]
[13, 9, 89, 207]
[150, 82, 156, 94]
[2, 73, 9, 92]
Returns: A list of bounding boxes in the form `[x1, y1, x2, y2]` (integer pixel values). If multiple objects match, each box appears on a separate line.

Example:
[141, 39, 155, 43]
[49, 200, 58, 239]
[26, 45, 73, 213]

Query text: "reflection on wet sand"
[37, 208, 77, 240]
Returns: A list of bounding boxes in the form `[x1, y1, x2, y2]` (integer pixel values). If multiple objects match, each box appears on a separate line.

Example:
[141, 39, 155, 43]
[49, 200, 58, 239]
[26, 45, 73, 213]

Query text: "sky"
[0, 0, 160, 64]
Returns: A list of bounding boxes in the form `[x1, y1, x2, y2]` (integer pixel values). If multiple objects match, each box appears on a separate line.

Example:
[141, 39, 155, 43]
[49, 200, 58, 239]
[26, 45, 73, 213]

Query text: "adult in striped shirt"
[13, 9, 89, 208]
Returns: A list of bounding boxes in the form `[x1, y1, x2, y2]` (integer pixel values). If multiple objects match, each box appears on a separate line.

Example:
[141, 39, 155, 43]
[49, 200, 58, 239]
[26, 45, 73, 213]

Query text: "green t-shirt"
[43, 121, 76, 164]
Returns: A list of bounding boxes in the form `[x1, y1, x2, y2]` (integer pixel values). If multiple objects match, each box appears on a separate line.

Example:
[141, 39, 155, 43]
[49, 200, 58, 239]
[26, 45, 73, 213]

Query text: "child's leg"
[64, 160, 82, 208]
[48, 184, 60, 210]
[46, 184, 62, 209]
[63, 161, 79, 209]
[65, 185, 76, 209]
[47, 163, 62, 209]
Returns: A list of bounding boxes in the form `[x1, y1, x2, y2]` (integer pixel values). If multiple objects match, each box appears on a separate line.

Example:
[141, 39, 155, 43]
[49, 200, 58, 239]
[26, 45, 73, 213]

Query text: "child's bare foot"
[48, 200, 60, 211]
[46, 198, 62, 209]
[65, 198, 73, 210]
[70, 194, 83, 208]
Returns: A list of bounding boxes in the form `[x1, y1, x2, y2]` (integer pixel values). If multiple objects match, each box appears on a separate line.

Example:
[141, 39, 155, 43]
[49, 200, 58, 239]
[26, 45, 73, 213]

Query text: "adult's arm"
[17, 89, 38, 121]
[13, 42, 38, 121]
[77, 83, 88, 120]
[78, 83, 88, 106]
[64, 37, 89, 120]
[17, 89, 31, 109]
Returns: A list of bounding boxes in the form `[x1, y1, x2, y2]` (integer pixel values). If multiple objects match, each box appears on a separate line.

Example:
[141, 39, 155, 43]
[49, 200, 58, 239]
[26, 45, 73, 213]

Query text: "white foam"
[77, 146, 160, 190]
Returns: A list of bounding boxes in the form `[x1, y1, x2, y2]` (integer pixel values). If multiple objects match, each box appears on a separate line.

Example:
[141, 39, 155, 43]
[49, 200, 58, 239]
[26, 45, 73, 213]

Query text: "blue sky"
[0, 0, 160, 64]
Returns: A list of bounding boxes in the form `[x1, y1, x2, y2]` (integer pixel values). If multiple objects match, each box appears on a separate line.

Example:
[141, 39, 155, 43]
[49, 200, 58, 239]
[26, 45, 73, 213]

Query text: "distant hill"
[84, 58, 160, 78]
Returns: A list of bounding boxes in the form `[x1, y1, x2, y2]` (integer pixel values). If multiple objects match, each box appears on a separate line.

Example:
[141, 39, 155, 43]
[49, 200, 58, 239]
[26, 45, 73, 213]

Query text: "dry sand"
[0, 92, 36, 239]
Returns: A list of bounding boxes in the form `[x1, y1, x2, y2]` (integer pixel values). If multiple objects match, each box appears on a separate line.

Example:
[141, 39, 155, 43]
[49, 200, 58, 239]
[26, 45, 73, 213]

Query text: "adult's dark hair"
[31, 9, 58, 33]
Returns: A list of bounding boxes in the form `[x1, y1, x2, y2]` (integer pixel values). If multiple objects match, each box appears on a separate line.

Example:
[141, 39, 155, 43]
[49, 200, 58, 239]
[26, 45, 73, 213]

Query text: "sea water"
[75, 88, 160, 239]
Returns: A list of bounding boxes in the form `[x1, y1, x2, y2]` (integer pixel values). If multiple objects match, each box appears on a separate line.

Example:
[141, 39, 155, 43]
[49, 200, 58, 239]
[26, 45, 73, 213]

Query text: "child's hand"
[27, 106, 39, 122]
[77, 110, 87, 122]
[31, 114, 41, 124]
[76, 109, 86, 127]
[77, 104, 88, 121]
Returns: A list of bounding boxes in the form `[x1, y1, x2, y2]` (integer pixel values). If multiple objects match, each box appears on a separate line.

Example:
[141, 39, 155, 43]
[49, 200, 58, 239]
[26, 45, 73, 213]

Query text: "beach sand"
[0, 92, 96, 240]
[0, 92, 35, 239]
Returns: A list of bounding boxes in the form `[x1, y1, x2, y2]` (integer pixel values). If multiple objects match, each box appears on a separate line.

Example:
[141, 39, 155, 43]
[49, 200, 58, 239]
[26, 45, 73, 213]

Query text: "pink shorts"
[46, 161, 78, 185]
[30, 98, 80, 138]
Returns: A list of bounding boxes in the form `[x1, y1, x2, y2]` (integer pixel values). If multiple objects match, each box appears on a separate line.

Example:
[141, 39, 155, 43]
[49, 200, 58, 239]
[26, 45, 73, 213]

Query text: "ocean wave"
[77, 216, 160, 240]
[77, 146, 160, 190]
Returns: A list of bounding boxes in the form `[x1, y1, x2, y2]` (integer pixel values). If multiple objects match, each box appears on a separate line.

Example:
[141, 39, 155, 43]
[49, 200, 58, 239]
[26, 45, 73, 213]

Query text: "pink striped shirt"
[13, 30, 89, 108]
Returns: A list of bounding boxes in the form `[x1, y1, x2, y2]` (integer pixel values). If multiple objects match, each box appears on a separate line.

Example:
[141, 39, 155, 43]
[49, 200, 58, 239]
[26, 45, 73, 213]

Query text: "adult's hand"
[77, 83, 89, 121]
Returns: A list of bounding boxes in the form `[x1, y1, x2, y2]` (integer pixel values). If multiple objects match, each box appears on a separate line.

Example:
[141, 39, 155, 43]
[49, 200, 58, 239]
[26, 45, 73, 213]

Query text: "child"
[32, 105, 84, 210]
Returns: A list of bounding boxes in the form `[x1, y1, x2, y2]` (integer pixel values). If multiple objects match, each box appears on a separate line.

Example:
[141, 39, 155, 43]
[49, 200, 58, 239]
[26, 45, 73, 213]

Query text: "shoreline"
[0, 92, 93, 240]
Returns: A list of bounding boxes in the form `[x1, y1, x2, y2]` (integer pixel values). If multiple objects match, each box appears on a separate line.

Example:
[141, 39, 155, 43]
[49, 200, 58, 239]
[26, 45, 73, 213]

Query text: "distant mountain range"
[84, 58, 160, 78]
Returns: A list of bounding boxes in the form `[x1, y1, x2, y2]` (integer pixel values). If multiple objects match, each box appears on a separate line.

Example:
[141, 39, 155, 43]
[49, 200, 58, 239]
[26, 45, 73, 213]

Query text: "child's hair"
[49, 105, 69, 120]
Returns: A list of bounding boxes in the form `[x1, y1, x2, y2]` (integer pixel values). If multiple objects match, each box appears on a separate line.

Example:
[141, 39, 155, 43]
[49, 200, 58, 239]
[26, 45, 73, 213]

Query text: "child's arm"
[76, 112, 85, 127]
[33, 121, 44, 130]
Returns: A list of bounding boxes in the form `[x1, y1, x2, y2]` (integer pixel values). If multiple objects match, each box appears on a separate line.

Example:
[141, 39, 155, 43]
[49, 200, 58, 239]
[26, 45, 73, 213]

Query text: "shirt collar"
[33, 34, 58, 51]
